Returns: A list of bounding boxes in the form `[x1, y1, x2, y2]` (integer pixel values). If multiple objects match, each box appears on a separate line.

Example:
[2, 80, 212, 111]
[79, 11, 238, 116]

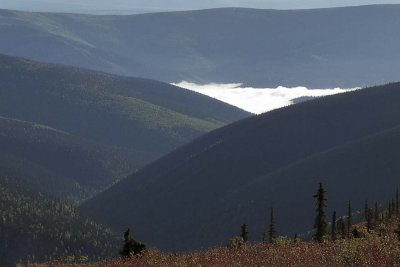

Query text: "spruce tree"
[294, 233, 299, 242]
[241, 224, 248, 243]
[262, 230, 267, 244]
[338, 217, 346, 239]
[366, 208, 373, 232]
[331, 210, 337, 241]
[374, 202, 379, 221]
[313, 183, 327, 243]
[347, 200, 352, 238]
[119, 228, 146, 257]
[268, 207, 276, 243]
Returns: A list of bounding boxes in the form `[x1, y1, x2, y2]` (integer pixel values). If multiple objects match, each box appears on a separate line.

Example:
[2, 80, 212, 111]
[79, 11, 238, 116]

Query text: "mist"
[174, 81, 360, 114]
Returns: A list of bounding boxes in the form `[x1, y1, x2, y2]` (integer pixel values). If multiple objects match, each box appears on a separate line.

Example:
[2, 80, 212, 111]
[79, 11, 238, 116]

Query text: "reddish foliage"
[33, 220, 400, 267]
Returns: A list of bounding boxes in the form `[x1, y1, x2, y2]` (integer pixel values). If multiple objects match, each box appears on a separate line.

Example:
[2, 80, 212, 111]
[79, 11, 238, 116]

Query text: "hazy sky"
[174, 82, 359, 114]
[1, 0, 400, 13]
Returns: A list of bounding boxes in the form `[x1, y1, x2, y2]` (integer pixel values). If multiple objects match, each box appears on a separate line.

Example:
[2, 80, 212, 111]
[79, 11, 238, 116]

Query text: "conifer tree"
[366, 208, 373, 232]
[241, 224, 248, 243]
[294, 233, 299, 242]
[262, 230, 267, 244]
[374, 202, 379, 221]
[313, 183, 327, 243]
[331, 210, 337, 241]
[347, 200, 352, 238]
[268, 207, 276, 243]
[119, 228, 146, 257]
[338, 217, 346, 239]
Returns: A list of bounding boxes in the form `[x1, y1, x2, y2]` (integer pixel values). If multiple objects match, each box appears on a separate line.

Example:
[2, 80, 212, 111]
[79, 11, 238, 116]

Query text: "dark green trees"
[313, 183, 328, 243]
[268, 208, 276, 243]
[331, 210, 337, 241]
[240, 224, 249, 243]
[262, 208, 276, 243]
[119, 228, 146, 257]
[347, 201, 352, 237]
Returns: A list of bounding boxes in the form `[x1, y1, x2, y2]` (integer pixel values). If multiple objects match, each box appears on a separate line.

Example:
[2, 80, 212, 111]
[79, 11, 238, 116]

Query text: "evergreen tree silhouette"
[374, 202, 379, 221]
[338, 217, 346, 239]
[331, 210, 337, 241]
[240, 224, 248, 243]
[313, 183, 327, 243]
[347, 201, 352, 238]
[268, 207, 276, 243]
[119, 228, 146, 257]
[366, 208, 373, 232]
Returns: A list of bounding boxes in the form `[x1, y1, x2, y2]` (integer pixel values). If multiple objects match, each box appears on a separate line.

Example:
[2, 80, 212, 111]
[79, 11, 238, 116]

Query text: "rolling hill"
[0, 54, 249, 202]
[1, 5, 400, 87]
[81, 82, 400, 251]
[0, 115, 141, 202]
[0, 174, 120, 266]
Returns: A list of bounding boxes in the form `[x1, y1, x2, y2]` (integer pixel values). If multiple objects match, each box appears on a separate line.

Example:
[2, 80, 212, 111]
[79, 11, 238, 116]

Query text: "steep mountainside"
[0, 175, 120, 267]
[81, 83, 400, 251]
[1, 5, 400, 87]
[0, 54, 249, 201]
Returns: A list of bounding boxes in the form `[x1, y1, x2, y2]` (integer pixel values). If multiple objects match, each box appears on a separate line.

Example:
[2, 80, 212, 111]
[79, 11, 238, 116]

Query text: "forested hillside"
[81, 82, 400, 251]
[0, 116, 140, 202]
[1, 5, 400, 87]
[0, 175, 120, 266]
[0, 54, 249, 202]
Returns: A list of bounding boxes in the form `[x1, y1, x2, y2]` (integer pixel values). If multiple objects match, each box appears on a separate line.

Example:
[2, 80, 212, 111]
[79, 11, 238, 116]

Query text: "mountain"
[81, 82, 400, 251]
[2, 0, 400, 14]
[0, 174, 120, 266]
[0, 54, 249, 201]
[1, 5, 400, 87]
[0, 115, 140, 202]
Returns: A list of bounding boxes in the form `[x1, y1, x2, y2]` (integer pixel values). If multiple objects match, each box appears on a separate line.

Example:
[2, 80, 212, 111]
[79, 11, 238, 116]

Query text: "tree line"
[228, 183, 400, 247]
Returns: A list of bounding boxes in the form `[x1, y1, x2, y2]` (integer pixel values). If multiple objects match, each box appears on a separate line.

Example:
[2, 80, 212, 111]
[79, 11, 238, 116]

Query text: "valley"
[0, 2, 399, 266]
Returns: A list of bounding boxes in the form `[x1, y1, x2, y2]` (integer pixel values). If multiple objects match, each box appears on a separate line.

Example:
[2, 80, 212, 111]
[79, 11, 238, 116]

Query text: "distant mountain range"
[2, 1, 400, 14]
[1, 5, 400, 87]
[81, 82, 400, 251]
[0, 54, 249, 202]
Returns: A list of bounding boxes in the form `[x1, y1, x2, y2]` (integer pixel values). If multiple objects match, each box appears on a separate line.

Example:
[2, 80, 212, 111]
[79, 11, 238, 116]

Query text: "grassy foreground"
[31, 219, 400, 267]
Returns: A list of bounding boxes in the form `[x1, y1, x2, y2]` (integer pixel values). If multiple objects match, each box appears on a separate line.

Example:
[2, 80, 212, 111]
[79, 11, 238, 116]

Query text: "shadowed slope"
[81, 83, 400, 251]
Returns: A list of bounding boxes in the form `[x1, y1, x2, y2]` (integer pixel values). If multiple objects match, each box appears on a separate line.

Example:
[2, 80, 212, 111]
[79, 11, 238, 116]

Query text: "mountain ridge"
[1, 5, 400, 87]
[81, 82, 400, 251]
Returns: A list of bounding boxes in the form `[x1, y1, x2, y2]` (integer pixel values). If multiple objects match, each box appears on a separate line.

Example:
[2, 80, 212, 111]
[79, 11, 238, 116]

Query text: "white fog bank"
[173, 81, 360, 114]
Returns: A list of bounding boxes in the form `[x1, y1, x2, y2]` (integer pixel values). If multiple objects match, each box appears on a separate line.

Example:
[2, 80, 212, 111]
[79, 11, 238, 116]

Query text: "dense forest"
[0, 54, 249, 203]
[0, 175, 120, 266]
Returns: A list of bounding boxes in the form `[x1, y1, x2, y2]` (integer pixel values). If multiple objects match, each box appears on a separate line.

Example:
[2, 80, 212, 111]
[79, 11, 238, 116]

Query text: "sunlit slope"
[0, 54, 249, 201]
[1, 5, 400, 87]
[81, 83, 400, 251]
[0, 175, 120, 266]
